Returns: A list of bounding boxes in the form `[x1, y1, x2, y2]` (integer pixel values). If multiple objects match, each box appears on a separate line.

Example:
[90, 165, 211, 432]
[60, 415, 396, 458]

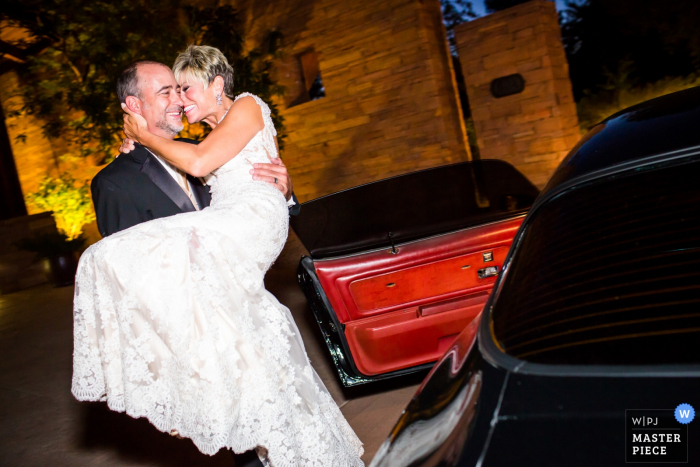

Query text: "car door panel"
[345, 296, 486, 375]
[313, 218, 522, 322]
[311, 217, 522, 376]
[347, 247, 509, 313]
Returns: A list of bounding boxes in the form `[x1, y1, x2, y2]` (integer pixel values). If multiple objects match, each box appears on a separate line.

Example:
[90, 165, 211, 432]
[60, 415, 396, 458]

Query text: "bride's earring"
[216, 93, 222, 106]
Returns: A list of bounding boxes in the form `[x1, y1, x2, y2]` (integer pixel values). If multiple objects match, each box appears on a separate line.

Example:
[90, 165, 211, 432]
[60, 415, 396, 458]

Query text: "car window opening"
[492, 160, 700, 365]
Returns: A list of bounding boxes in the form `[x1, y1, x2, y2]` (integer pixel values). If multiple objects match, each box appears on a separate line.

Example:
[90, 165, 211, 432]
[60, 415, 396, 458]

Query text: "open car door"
[291, 160, 538, 386]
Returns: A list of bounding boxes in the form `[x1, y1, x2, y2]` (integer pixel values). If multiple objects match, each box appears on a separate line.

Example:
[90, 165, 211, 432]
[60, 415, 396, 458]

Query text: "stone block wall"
[454, 0, 580, 188]
[0, 72, 59, 210]
[231, 0, 470, 201]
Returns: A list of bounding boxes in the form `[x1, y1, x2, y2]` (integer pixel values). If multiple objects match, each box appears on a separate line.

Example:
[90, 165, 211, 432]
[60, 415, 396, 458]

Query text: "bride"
[71, 44, 364, 466]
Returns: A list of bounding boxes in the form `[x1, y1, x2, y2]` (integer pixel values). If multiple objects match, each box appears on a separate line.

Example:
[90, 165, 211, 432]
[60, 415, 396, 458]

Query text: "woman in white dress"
[71, 45, 364, 466]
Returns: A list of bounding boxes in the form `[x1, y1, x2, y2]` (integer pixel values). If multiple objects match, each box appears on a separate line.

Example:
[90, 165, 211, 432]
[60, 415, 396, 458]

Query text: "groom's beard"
[156, 114, 184, 136]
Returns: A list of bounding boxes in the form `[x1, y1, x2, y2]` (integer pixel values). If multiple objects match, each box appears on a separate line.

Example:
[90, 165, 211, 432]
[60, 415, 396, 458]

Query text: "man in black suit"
[92, 61, 294, 466]
[93, 60, 298, 238]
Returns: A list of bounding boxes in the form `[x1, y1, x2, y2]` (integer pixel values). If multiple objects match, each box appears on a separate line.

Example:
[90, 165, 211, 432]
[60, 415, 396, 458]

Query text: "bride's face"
[179, 78, 217, 124]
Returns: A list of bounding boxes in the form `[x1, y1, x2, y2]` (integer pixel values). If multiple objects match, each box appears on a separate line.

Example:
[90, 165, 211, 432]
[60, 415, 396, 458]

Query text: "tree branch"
[0, 36, 54, 64]
[59, 38, 83, 84]
[0, 40, 28, 62]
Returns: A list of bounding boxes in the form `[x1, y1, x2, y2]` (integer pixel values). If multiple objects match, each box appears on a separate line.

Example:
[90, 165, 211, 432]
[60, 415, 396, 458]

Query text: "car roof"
[541, 85, 700, 198]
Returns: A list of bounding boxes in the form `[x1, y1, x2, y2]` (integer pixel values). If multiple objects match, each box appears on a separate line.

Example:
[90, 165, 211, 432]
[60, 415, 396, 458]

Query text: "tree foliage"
[1, 0, 187, 162]
[24, 174, 95, 240]
[561, 0, 700, 100]
[441, 0, 476, 55]
[561, 0, 700, 129]
[0, 0, 285, 163]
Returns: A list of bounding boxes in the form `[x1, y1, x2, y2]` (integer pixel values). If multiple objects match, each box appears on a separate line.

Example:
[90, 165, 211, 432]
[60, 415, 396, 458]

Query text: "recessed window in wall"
[290, 49, 325, 107]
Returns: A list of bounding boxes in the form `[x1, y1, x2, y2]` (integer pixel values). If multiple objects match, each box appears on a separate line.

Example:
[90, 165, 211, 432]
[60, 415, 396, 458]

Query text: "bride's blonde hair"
[173, 45, 234, 98]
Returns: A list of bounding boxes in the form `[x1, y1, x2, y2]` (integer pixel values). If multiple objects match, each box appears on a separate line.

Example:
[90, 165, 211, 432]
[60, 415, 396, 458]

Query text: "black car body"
[370, 87, 700, 466]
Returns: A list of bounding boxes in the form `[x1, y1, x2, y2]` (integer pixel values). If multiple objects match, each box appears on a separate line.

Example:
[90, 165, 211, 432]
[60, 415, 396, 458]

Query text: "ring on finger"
[274, 177, 278, 184]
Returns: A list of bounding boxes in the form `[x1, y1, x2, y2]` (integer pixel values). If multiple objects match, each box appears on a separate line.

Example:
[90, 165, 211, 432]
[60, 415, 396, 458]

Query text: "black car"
[370, 87, 700, 466]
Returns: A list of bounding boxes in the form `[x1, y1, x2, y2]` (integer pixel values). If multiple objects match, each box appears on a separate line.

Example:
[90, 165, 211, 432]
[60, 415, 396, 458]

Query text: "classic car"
[290, 160, 539, 386]
[369, 87, 700, 466]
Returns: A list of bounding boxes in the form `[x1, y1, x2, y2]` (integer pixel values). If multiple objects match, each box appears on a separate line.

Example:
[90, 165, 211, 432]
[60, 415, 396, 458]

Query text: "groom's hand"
[251, 158, 293, 201]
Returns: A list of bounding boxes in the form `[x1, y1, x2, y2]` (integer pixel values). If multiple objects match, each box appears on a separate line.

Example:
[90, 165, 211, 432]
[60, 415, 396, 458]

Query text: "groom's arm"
[92, 175, 142, 237]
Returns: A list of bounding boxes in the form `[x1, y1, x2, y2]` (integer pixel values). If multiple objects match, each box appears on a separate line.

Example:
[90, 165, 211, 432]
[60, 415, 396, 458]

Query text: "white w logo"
[679, 410, 691, 419]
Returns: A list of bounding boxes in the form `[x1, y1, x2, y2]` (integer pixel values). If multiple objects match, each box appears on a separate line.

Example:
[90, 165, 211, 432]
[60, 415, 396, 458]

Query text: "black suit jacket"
[92, 138, 299, 237]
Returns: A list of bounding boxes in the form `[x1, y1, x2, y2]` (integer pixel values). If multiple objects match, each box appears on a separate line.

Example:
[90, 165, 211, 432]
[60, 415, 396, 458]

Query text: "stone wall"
[0, 72, 59, 211]
[454, 0, 580, 188]
[231, 0, 471, 201]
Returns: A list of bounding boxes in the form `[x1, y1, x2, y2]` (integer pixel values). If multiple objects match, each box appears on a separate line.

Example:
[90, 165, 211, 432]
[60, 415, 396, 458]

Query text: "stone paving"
[0, 232, 425, 466]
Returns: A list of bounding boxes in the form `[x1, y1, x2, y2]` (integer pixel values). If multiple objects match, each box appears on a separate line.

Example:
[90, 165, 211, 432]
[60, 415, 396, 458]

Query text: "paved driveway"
[0, 232, 424, 466]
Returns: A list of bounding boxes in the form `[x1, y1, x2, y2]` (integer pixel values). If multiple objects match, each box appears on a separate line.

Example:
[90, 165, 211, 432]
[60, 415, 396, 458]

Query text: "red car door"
[292, 160, 538, 386]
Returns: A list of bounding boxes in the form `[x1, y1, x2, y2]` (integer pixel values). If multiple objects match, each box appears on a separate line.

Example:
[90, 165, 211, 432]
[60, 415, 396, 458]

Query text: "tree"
[560, 0, 700, 129]
[0, 0, 285, 164]
[25, 174, 95, 240]
[1, 0, 188, 164]
[561, 0, 700, 100]
[441, 0, 476, 55]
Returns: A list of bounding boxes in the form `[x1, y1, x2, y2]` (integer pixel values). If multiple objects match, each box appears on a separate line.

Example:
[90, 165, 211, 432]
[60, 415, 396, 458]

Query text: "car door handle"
[478, 265, 499, 279]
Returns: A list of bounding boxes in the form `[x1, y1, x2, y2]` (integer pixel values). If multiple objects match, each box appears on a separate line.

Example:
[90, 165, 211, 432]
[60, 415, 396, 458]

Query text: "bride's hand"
[121, 103, 148, 143]
[119, 138, 136, 154]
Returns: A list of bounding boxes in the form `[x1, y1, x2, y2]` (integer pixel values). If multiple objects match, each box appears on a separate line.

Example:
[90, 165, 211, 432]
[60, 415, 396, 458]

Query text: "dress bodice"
[205, 93, 279, 206]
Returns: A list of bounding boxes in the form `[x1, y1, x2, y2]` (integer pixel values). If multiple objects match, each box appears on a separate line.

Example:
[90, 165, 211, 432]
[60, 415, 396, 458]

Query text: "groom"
[93, 60, 298, 238]
[93, 61, 275, 465]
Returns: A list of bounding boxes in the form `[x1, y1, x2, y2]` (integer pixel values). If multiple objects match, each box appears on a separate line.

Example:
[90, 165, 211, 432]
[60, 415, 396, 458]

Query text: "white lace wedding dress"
[71, 93, 364, 466]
